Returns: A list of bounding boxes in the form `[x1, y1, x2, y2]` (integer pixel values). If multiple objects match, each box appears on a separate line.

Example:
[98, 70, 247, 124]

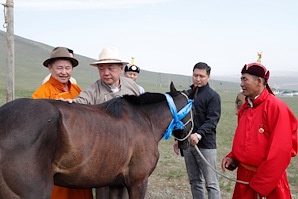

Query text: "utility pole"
[2, 0, 14, 102]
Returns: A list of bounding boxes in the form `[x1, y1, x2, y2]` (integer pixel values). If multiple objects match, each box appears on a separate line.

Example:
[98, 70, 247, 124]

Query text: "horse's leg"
[96, 186, 125, 199]
[128, 179, 148, 199]
[18, 132, 56, 198]
[109, 186, 125, 199]
[0, 141, 54, 199]
[0, 127, 57, 198]
[96, 187, 109, 199]
[121, 186, 129, 199]
[0, 161, 53, 199]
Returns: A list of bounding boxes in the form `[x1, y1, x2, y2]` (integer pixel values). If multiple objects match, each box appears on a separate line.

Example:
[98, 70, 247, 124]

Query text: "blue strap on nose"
[163, 94, 193, 140]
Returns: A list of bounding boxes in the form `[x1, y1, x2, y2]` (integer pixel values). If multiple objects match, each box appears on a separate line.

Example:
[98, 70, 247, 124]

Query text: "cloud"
[16, 0, 170, 10]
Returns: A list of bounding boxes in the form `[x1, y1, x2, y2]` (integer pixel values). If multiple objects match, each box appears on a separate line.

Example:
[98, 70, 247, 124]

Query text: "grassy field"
[0, 88, 297, 199]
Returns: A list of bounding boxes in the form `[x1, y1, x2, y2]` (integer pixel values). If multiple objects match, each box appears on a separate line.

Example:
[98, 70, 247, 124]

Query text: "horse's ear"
[188, 86, 198, 100]
[170, 81, 177, 92]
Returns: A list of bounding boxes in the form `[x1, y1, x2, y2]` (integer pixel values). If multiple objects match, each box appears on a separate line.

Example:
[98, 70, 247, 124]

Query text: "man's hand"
[173, 140, 180, 155]
[59, 98, 76, 103]
[190, 134, 199, 146]
[221, 157, 234, 171]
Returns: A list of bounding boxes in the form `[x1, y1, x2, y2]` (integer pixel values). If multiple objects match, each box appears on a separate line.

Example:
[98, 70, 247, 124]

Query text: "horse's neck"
[145, 101, 173, 142]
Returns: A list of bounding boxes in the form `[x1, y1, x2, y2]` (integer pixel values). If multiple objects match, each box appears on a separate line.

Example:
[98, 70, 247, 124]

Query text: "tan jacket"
[75, 76, 140, 105]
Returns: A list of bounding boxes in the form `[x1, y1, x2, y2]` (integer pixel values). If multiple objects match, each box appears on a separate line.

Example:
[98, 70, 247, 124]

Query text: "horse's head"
[164, 82, 194, 150]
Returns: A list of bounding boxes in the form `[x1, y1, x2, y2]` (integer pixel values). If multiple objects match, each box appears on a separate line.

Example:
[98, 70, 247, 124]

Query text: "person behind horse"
[124, 57, 145, 94]
[235, 91, 245, 115]
[174, 62, 222, 198]
[221, 62, 297, 198]
[71, 47, 141, 199]
[32, 46, 93, 199]
[41, 48, 78, 85]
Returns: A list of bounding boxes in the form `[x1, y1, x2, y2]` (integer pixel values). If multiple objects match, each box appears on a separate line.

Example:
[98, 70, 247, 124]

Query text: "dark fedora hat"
[43, 47, 79, 67]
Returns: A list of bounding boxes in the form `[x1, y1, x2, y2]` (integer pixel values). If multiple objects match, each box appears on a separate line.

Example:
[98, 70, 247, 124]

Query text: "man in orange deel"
[32, 47, 93, 199]
[222, 60, 297, 199]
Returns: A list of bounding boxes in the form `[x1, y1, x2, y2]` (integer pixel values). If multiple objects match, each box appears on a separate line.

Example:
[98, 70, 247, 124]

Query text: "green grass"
[1, 89, 297, 199]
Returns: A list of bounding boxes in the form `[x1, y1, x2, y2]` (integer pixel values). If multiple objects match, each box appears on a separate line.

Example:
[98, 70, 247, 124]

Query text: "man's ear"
[257, 77, 265, 85]
[119, 64, 124, 73]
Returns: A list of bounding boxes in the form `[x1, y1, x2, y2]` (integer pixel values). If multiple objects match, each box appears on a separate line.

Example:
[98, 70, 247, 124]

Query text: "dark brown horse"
[0, 83, 194, 199]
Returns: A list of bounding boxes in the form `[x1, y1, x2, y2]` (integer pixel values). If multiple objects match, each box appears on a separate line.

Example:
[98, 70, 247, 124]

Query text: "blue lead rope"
[163, 94, 194, 140]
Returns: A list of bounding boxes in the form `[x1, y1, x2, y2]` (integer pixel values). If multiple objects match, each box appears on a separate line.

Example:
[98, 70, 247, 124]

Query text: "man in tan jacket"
[70, 47, 140, 199]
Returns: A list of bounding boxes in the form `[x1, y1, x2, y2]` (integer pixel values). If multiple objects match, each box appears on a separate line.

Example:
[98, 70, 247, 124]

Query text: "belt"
[240, 163, 257, 172]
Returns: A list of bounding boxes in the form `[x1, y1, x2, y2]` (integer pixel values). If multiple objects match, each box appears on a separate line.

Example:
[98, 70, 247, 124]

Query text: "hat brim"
[90, 60, 129, 66]
[43, 57, 79, 67]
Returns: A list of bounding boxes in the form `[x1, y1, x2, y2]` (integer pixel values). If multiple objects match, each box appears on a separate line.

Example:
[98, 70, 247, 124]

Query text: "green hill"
[0, 30, 239, 98]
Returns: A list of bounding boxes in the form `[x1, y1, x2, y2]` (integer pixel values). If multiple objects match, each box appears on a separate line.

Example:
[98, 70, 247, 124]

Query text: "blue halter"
[163, 93, 194, 140]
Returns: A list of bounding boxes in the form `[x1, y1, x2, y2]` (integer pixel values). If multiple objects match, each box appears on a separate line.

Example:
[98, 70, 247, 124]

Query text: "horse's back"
[0, 98, 60, 141]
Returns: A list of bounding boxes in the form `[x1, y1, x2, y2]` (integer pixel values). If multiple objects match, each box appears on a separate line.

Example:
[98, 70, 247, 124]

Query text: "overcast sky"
[1, 0, 298, 76]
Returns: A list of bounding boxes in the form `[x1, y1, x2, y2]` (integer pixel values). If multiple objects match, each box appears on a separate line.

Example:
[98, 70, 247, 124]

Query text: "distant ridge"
[0, 30, 240, 95]
[213, 72, 298, 90]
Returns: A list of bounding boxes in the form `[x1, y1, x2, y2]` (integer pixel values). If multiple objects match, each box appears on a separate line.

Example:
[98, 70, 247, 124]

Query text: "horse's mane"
[100, 91, 180, 118]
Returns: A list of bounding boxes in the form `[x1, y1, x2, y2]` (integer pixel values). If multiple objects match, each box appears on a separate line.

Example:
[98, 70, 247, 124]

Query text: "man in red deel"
[222, 61, 297, 199]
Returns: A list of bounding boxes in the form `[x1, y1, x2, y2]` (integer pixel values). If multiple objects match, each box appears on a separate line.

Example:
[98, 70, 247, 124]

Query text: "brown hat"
[43, 47, 79, 67]
[241, 62, 274, 95]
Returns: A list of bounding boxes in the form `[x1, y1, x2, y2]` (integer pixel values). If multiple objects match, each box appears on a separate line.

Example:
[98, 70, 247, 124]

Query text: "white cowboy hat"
[90, 47, 128, 66]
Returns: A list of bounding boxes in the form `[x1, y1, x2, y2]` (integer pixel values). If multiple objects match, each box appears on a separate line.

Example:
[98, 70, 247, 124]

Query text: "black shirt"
[185, 83, 221, 149]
